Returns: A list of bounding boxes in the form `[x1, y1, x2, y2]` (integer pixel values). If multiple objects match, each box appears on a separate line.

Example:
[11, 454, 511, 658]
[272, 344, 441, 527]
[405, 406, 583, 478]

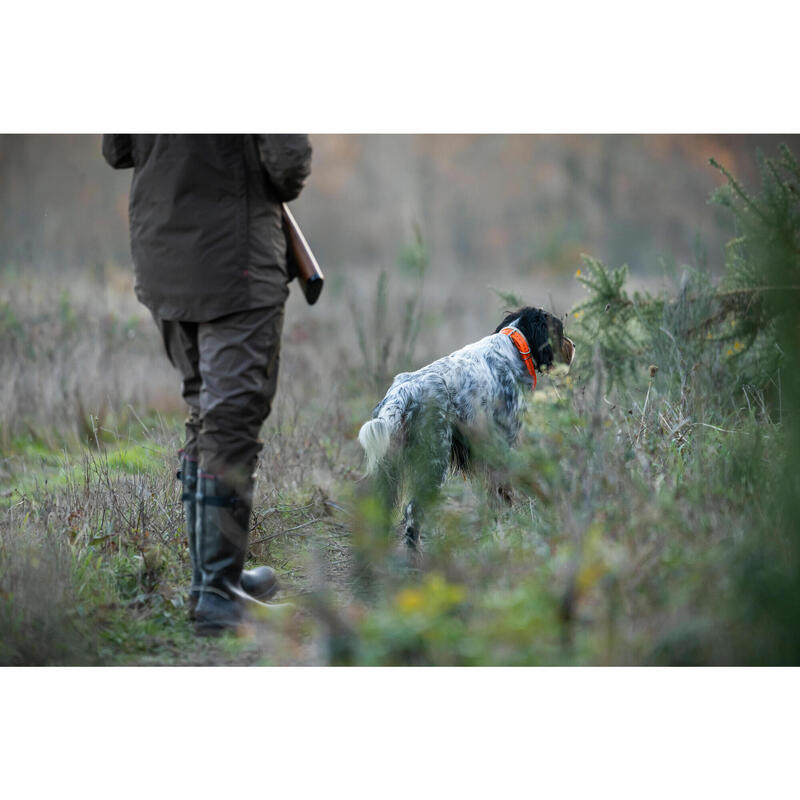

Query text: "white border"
[2, 3, 797, 794]
[2, 1, 798, 132]
[2, 667, 797, 797]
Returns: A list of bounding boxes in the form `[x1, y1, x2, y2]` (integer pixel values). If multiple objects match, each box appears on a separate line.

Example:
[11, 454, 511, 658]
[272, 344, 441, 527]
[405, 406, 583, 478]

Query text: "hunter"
[102, 134, 312, 635]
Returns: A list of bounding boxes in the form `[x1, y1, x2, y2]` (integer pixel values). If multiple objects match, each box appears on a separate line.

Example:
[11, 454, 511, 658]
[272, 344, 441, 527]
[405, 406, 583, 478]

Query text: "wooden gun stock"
[281, 203, 324, 305]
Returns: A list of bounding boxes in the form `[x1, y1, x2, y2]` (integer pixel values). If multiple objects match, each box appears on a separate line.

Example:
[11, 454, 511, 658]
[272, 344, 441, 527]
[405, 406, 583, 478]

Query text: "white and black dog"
[358, 306, 575, 550]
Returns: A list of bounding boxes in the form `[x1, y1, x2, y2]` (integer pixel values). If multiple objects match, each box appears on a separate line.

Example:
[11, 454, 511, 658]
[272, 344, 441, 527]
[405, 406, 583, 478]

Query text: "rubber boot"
[177, 455, 202, 617]
[178, 458, 278, 621]
[194, 473, 278, 635]
[241, 565, 279, 601]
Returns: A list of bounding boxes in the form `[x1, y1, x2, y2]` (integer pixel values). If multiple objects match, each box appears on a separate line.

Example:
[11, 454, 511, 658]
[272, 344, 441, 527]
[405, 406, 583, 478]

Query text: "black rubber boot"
[178, 460, 278, 622]
[241, 566, 279, 600]
[194, 473, 278, 635]
[177, 455, 201, 617]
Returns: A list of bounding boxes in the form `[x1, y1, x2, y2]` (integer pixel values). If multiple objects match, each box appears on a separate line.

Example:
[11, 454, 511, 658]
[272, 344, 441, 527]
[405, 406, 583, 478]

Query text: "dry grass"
[0, 266, 179, 450]
[0, 255, 790, 665]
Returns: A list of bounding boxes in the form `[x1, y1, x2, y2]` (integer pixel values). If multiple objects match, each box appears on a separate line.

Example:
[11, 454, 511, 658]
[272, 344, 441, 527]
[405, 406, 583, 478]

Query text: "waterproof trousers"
[153, 303, 285, 490]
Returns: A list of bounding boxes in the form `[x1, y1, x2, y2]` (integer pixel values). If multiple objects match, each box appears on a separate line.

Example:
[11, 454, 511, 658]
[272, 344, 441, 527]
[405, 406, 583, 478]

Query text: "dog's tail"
[358, 417, 395, 474]
[359, 391, 409, 473]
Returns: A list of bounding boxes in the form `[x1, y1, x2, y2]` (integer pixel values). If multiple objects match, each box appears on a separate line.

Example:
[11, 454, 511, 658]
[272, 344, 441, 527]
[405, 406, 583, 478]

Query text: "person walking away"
[102, 134, 312, 635]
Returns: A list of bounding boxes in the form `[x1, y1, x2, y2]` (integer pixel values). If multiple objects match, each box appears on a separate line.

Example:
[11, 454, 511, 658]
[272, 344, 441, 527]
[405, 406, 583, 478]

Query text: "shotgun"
[282, 203, 324, 305]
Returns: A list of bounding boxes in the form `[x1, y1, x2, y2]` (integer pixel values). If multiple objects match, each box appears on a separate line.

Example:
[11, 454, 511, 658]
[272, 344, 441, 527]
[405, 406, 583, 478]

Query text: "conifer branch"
[709, 157, 767, 221]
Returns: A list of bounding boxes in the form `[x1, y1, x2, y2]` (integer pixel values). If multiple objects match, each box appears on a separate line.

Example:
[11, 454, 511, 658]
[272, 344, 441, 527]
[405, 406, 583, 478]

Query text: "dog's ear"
[496, 306, 567, 369]
[495, 307, 555, 368]
[528, 310, 554, 369]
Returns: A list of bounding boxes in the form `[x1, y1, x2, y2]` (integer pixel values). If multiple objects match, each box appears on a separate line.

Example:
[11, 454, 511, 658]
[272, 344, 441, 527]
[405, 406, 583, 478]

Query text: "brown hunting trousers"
[153, 303, 285, 491]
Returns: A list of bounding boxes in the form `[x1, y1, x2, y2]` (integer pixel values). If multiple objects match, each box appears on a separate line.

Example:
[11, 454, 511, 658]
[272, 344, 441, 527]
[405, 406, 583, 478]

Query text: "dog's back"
[358, 333, 522, 474]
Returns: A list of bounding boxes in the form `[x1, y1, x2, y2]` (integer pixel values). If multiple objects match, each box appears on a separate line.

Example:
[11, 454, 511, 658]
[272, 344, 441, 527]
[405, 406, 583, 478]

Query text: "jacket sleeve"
[102, 134, 134, 169]
[255, 134, 312, 201]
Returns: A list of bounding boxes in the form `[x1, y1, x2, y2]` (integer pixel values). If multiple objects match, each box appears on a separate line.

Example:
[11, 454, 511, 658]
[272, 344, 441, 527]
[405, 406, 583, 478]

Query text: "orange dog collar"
[500, 326, 537, 390]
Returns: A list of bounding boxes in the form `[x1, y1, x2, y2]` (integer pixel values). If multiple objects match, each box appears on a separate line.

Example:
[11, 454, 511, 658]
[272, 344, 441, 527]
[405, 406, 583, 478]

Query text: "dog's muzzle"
[562, 337, 575, 366]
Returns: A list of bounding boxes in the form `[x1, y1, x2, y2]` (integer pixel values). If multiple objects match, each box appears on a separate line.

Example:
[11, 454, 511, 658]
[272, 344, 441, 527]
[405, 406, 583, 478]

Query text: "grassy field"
[2, 147, 798, 666]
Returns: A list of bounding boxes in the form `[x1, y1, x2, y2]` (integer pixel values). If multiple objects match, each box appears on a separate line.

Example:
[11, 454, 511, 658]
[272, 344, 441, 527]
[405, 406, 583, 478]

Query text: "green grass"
[2, 437, 167, 506]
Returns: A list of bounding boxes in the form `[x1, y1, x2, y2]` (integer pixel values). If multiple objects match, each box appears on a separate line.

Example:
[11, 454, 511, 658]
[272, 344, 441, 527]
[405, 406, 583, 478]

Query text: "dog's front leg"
[498, 484, 514, 505]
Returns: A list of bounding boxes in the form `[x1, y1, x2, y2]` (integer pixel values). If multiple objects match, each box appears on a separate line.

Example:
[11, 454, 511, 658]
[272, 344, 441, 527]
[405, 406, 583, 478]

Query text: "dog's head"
[494, 306, 574, 371]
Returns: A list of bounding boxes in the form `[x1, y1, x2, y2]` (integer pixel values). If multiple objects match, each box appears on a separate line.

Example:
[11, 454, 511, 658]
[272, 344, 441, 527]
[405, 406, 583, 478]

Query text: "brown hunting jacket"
[102, 134, 312, 321]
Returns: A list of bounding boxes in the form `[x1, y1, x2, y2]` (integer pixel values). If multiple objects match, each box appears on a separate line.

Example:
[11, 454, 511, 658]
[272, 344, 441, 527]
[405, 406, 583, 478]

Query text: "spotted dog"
[358, 306, 575, 551]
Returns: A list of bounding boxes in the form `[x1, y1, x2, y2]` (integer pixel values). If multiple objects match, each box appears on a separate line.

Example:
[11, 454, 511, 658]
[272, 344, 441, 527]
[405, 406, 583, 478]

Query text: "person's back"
[104, 133, 311, 320]
[103, 133, 312, 634]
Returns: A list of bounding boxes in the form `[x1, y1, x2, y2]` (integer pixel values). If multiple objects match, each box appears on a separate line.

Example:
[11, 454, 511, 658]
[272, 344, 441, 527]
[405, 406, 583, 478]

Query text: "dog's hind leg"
[402, 499, 422, 552]
[374, 458, 401, 538]
[402, 414, 452, 556]
[351, 455, 402, 597]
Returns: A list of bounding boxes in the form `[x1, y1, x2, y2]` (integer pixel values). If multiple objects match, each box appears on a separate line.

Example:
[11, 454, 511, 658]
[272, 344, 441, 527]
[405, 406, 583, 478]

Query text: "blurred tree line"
[2, 134, 798, 278]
